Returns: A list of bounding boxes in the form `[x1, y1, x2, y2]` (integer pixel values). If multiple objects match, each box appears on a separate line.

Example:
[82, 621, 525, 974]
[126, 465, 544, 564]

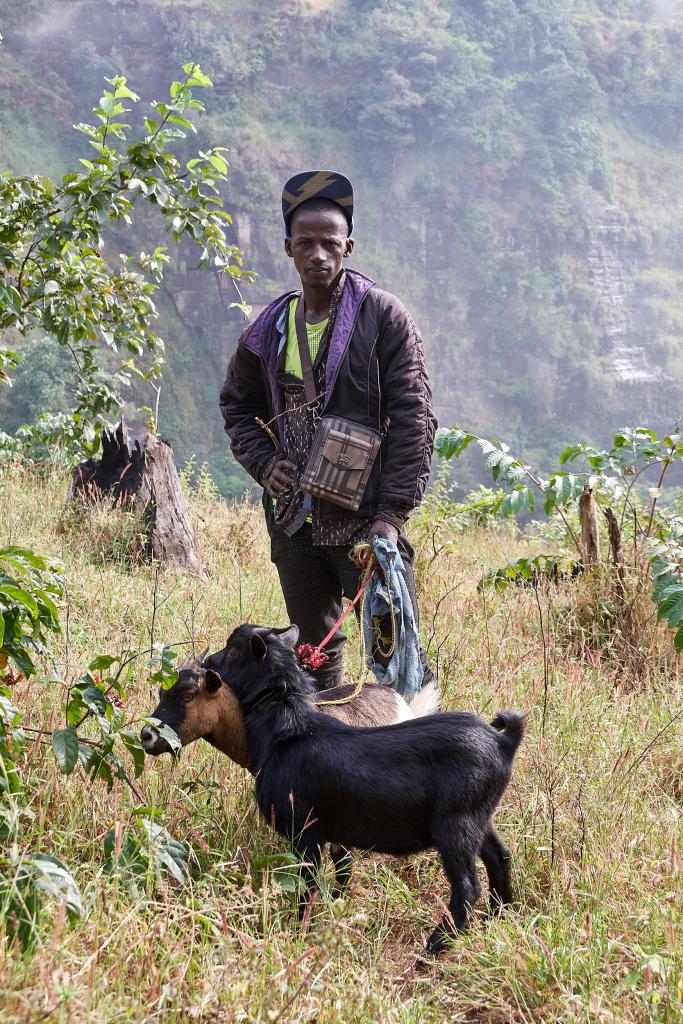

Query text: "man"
[220, 170, 437, 690]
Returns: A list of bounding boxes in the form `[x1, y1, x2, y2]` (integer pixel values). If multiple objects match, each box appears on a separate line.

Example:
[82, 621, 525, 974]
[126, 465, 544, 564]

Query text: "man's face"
[284, 205, 353, 290]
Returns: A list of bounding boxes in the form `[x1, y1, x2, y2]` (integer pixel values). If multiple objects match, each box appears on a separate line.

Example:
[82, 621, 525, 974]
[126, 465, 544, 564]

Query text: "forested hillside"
[2, 0, 683, 493]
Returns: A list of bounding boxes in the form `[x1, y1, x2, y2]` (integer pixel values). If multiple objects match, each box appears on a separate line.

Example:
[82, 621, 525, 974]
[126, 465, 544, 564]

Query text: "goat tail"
[409, 680, 442, 717]
[490, 710, 525, 759]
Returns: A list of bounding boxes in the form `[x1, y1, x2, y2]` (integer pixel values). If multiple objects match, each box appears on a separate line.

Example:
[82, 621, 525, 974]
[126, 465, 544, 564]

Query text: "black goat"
[223, 623, 524, 954]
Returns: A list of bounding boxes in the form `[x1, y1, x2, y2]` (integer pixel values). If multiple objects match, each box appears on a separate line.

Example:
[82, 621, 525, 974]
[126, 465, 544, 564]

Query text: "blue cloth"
[362, 537, 424, 702]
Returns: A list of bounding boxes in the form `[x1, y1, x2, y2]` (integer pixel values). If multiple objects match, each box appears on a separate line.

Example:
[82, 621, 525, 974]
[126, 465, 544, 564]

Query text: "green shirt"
[284, 296, 328, 379]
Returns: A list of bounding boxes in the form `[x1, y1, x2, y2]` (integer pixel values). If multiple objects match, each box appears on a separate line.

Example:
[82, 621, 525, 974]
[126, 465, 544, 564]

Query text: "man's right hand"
[262, 459, 298, 498]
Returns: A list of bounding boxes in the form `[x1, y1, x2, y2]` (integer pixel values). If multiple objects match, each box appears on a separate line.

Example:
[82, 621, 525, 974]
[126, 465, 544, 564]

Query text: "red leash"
[297, 567, 376, 672]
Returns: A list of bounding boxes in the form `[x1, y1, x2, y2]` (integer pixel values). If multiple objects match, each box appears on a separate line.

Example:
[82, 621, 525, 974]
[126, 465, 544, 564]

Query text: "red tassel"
[297, 643, 329, 671]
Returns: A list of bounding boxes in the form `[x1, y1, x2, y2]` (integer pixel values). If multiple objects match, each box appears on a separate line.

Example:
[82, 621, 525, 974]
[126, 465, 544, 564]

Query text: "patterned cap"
[282, 170, 354, 235]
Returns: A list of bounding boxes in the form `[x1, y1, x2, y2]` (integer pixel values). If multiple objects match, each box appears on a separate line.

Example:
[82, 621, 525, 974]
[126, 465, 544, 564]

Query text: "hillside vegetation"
[1, 0, 683, 492]
[0, 463, 681, 1022]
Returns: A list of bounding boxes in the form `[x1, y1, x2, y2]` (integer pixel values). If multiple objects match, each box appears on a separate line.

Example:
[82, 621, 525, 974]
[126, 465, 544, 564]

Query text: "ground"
[0, 461, 681, 1023]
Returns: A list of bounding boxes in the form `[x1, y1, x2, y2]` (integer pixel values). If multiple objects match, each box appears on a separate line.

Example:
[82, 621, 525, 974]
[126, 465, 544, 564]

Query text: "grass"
[0, 460, 681, 1022]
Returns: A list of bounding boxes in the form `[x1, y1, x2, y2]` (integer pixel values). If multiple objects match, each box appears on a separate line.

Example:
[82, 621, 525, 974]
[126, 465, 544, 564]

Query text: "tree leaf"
[88, 654, 119, 671]
[30, 855, 82, 920]
[120, 729, 146, 778]
[52, 728, 79, 774]
[675, 624, 683, 654]
[80, 685, 108, 715]
[0, 585, 38, 617]
[434, 426, 474, 460]
[658, 588, 683, 628]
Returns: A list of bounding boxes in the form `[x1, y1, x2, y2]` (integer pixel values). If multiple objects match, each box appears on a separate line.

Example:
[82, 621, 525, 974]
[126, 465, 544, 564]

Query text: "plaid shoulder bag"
[300, 414, 381, 511]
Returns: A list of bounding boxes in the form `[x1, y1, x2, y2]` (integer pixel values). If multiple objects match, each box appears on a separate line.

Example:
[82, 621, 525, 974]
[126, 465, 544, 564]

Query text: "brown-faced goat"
[140, 632, 440, 767]
[223, 623, 524, 955]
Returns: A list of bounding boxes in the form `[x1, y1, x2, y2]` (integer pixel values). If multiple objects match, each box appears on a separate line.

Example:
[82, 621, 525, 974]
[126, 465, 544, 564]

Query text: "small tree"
[0, 64, 250, 460]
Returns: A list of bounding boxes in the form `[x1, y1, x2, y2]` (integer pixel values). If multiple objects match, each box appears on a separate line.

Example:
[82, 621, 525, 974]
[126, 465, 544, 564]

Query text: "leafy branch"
[436, 423, 683, 654]
[0, 65, 252, 461]
[435, 427, 584, 554]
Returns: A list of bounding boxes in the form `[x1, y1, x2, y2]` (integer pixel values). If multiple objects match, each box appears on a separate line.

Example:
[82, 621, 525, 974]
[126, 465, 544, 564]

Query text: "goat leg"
[294, 839, 323, 919]
[427, 833, 482, 955]
[329, 843, 353, 897]
[479, 825, 512, 913]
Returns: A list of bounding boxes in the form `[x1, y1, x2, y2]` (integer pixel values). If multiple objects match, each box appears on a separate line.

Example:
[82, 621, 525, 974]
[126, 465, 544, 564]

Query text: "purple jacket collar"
[241, 269, 375, 423]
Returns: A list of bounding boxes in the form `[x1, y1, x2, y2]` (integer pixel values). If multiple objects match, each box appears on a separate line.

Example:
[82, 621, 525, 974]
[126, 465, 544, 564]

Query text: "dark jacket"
[219, 269, 437, 527]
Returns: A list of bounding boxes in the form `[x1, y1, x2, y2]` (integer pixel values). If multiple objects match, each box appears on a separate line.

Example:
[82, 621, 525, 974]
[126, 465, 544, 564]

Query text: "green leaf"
[52, 728, 79, 774]
[675, 624, 683, 653]
[80, 685, 108, 716]
[500, 486, 534, 517]
[207, 153, 228, 174]
[76, 740, 97, 772]
[154, 845, 188, 884]
[167, 114, 196, 133]
[88, 654, 119, 671]
[559, 444, 585, 464]
[658, 588, 683, 628]
[8, 647, 35, 677]
[0, 546, 51, 570]
[98, 93, 118, 117]
[144, 717, 181, 752]
[113, 82, 139, 102]
[434, 427, 474, 461]
[31, 855, 82, 920]
[120, 729, 146, 777]
[478, 555, 577, 591]
[0, 585, 38, 617]
[94, 757, 114, 789]
[182, 64, 213, 87]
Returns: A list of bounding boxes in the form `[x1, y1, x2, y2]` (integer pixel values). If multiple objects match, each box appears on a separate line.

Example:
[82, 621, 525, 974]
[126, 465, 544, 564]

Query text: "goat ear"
[204, 669, 223, 694]
[271, 624, 300, 650]
[250, 633, 268, 661]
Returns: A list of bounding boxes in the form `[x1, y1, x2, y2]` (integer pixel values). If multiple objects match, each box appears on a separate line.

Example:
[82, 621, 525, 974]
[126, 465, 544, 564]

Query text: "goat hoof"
[425, 926, 454, 956]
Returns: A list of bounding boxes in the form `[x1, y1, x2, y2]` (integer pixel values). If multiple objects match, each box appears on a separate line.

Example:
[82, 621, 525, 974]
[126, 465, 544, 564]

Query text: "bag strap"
[294, 295, 319, 405]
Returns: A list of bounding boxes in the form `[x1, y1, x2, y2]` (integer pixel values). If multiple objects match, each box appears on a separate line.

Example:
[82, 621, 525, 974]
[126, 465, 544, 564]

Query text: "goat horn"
[198, 646, 209, 663]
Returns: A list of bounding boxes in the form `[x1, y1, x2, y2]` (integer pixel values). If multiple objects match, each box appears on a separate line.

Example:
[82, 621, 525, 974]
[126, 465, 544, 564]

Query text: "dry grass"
[0, 461, 681, 1023]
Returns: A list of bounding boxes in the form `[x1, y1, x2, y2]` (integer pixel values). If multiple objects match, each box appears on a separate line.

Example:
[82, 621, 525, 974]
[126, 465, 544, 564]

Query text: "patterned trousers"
[270, 523, 433, 691]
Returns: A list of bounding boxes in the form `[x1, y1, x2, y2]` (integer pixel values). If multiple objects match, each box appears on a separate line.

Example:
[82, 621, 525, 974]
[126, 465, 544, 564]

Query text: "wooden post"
[603, 507, 624, 567]
[579, 482, 600, 566]
[604, 506, 626, 598]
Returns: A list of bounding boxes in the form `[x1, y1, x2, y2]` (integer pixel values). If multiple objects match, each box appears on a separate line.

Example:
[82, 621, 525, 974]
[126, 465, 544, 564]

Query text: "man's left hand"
[368, 519, 399, 546]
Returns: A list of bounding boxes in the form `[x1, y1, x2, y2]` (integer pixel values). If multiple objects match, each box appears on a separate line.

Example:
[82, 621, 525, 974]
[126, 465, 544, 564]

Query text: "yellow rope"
[349, 540, 374, 571]
[372, 604, 397, 659]
[356, 541, 397, 661]
[315, 672, 365, 708]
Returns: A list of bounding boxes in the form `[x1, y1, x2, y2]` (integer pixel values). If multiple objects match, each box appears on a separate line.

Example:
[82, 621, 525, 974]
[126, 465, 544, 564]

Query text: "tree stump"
[69, 422, 205, 577]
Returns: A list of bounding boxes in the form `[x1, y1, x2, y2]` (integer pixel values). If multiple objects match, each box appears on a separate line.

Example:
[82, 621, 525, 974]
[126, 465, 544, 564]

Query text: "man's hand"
[262, 459, 298, 499]
[368, 519, 399, 546]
